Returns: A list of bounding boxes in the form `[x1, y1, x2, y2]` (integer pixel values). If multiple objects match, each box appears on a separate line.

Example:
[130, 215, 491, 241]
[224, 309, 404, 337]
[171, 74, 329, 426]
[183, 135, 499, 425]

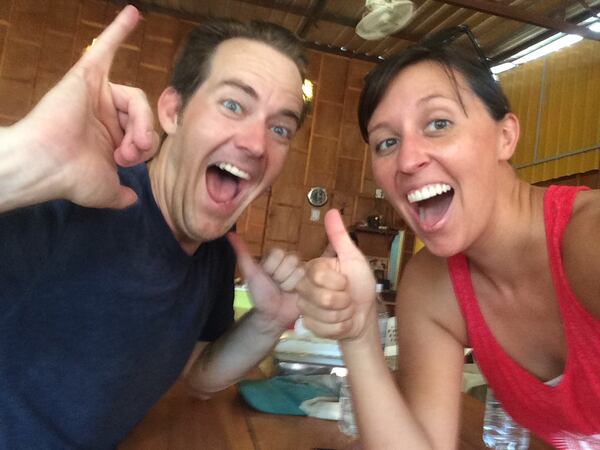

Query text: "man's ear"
[497, 112, 520, 161]
[157, 86, 181, 135]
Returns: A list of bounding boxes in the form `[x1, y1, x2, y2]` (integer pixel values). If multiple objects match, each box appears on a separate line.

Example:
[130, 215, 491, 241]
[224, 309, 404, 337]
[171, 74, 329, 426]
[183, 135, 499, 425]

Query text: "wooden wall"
[243, 51, 404, 261]
[0, 0, 403, 262]
[499, 39, 600, 184]
[0, 0, 199, 127]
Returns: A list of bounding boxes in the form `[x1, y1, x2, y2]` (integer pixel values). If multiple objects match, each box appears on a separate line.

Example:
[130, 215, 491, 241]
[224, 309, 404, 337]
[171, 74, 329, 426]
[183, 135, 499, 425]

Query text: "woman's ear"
[497, 112, 520, 161]
[157, 86, 181, 135]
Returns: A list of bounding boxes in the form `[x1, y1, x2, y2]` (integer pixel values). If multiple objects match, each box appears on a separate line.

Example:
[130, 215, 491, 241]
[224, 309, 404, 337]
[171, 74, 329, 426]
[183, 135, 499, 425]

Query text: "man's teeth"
[407, 183, 452, 203]
[217, 162, 250, 180]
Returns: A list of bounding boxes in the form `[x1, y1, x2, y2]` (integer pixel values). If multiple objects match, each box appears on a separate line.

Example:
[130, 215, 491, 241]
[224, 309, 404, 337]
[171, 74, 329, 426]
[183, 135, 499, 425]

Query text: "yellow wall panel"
[500, 59, 543, 167]
[519, 150, 599, 184]
[502, 39, 600, 183]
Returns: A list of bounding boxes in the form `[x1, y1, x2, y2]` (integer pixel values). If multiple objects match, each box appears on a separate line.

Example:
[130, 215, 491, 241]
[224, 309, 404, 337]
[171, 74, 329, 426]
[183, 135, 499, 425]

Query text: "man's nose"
[235, 120, 267, 157]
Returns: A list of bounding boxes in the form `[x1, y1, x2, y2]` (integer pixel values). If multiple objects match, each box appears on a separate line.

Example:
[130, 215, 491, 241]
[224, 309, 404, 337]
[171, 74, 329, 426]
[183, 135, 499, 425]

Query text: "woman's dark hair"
[357, 43, 511, 142]
[171, 18, 307, 121]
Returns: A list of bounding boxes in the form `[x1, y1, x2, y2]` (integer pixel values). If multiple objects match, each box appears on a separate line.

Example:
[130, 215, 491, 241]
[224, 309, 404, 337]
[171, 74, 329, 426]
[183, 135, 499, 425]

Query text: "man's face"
[157, 38, 304, 250]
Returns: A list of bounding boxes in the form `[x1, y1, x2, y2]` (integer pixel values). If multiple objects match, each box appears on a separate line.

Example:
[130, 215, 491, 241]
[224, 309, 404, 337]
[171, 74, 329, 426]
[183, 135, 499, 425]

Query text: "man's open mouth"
[407, 183, 454, 229]
[206, 162, 251, 204]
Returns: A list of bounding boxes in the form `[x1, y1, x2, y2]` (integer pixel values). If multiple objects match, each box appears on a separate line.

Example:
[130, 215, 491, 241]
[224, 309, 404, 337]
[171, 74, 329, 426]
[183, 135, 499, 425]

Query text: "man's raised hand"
[226, 232, 303, 332]
[7, 5, 158, 211]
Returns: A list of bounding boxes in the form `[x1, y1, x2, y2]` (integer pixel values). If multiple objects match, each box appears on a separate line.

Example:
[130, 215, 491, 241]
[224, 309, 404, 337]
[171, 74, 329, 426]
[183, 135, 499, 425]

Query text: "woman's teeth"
[217, 162, 250, 180]
[407, 183, 452, 203]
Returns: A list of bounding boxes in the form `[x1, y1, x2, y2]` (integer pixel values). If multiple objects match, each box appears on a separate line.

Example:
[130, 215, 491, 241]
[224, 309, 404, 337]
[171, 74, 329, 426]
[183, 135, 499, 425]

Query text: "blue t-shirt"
[0, 165, 235, 449]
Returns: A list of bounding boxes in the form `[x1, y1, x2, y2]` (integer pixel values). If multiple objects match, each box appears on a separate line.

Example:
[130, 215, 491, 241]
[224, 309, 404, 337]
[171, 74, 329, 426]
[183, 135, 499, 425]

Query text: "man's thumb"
[324, 209, 361, 259]
[226, 232, 259, 280]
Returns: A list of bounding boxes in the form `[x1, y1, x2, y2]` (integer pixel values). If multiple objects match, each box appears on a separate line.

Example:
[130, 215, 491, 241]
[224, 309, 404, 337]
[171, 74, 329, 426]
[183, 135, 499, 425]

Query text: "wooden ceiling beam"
[128, 0, 382, 62]
[234, 0, 319, 19]
[438, 0, 600, 41]
[298, 0, 327, 37]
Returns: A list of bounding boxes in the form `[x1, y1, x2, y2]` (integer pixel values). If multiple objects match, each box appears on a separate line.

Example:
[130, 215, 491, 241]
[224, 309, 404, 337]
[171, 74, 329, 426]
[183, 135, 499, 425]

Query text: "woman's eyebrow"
[417, 93, 457, 106]
[367, 121, 395, 138]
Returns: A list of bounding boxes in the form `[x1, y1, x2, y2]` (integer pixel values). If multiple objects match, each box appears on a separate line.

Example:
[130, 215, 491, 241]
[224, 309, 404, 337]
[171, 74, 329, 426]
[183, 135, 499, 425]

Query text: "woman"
[295, 36, 600, 449]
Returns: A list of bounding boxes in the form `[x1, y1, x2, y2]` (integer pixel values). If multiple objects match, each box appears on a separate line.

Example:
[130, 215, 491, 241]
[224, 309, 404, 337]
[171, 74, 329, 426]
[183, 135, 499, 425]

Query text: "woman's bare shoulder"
[398, 248, 449, 298]
[562, 188, 600, 317]
[396, 247, 468, 345]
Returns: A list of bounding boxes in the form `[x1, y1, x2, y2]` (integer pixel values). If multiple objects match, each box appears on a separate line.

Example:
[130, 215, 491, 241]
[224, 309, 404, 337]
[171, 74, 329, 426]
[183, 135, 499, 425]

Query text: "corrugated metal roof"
[134, 0, 600, 62]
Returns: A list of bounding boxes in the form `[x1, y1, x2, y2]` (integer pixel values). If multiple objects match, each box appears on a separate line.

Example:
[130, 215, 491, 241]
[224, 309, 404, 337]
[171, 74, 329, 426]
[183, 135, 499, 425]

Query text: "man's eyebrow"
[218, 79, 258, 99]
[280, 109, 301, 128]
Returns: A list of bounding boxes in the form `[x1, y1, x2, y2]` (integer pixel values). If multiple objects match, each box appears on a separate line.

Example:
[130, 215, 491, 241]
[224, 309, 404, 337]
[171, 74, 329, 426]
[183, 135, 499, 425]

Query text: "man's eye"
[223, 99, 242, 114]
[271, 125, 290, 138]
[426, 119, 451, 132]
[375, 137, 399, 153]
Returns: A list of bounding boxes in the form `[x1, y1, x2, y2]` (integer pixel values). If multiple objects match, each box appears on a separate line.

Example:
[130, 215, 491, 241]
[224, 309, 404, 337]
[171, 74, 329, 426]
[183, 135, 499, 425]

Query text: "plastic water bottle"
[483, 389, 530, 449]
[376, 283, 389, 349]
[338, 284, 389, 437]
[338, 375, 358, 436]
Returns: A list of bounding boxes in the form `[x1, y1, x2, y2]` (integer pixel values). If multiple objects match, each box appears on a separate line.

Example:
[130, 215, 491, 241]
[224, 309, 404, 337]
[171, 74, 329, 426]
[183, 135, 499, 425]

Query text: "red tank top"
[448, 185, 600, 448]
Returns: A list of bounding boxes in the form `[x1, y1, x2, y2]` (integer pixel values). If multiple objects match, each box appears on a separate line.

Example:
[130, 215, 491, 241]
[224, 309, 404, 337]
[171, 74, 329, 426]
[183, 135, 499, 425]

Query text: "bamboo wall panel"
[539, 40, 600, 157]
[499, 59, 544, 168]
[500, 39, 600, 184]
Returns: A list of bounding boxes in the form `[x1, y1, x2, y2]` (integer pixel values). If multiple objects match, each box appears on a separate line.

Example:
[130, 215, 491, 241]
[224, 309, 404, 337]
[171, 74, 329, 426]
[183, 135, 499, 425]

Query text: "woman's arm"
[296, 210, 467, 449]
[343, 251, 465, 450]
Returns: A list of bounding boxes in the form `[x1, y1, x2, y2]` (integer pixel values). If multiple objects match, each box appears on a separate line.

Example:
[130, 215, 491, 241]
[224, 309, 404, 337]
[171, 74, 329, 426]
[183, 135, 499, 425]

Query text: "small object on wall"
[307, 186, 328, 207]
[366, 214, 384, 229]
[310, 208, 321, 222]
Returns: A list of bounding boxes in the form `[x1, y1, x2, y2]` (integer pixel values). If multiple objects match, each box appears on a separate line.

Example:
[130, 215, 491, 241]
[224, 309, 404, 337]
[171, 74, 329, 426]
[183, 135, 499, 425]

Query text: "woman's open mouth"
[205, 162, 251, 205]
[407, 183, 454, 229]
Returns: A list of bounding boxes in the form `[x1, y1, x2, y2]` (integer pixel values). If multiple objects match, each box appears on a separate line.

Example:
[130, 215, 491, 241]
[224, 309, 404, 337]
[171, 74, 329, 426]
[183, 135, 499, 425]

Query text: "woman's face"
[368, 60, 513, 257]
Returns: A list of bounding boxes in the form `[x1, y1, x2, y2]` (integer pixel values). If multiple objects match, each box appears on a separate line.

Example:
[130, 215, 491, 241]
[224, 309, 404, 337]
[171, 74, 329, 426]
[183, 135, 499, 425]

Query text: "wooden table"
[119, 376, 552, 450]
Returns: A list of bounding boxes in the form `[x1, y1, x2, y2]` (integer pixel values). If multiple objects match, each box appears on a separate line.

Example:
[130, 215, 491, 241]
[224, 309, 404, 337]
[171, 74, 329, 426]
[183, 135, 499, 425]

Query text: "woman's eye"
[426, 119, 451, 132]
[223, 99, 242, 114]
[271, 125, 289, 138]
[375, 137, 399, 153]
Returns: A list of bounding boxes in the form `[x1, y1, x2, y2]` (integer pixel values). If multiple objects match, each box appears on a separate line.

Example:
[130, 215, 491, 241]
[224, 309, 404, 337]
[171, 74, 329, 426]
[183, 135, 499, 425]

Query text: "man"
[0, 6, 305, 448]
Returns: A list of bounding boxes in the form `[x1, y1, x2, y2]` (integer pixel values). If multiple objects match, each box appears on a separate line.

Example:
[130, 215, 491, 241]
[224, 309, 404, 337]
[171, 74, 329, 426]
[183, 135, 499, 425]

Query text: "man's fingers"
[278, 266, 305, 292]
[79, 5, 140, 69]
[271, 253, 301, 283]
[106, 185, 138, 210]
[226, 232, 260, 280]
[111, 83, 156, 154]
[261, 247, 285, 275]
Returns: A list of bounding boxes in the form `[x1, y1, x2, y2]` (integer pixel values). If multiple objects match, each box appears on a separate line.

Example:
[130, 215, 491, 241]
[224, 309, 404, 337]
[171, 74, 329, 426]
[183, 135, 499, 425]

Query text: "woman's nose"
[396, 134, 430, 174]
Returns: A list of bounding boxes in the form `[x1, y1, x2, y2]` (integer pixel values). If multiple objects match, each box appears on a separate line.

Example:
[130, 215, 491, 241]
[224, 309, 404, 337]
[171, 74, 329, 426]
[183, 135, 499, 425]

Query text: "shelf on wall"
[352, 225, 399, 236]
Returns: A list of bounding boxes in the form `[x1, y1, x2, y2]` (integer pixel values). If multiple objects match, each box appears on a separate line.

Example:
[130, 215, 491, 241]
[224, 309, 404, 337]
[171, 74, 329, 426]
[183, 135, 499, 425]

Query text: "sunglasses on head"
[419, 24, 492, 74]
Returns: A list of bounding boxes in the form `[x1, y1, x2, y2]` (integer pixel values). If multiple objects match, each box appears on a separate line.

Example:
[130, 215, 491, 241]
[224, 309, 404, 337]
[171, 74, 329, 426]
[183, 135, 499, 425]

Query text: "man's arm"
[184, 234, 304, 398]
[0, 5, 158, 214]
